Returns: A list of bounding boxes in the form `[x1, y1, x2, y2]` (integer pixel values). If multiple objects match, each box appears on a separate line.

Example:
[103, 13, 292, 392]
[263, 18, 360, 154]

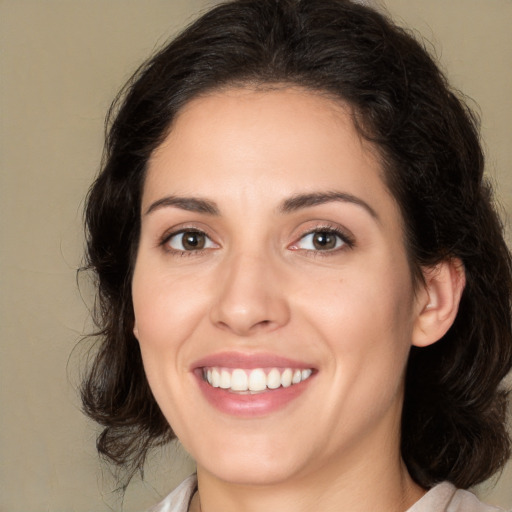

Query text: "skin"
[132, 87, 464, 512]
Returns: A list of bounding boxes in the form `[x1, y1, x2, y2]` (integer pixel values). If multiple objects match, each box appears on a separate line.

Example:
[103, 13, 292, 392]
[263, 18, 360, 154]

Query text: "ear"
[412, 259, 466, 348]
[133, 321, 139, 339]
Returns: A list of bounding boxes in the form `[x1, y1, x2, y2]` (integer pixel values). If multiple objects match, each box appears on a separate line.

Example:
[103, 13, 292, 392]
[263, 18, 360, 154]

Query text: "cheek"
[131, 267, 206, 420]
[295, 256, 416, 386]
[131, 261, 208, 363]
[297, 259, 414, 337]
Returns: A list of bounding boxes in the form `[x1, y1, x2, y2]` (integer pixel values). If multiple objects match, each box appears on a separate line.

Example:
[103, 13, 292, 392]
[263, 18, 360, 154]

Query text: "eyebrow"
[144, 196, 220, 216]
[144, 190, 378, 220]
[279, 191, 378, 219]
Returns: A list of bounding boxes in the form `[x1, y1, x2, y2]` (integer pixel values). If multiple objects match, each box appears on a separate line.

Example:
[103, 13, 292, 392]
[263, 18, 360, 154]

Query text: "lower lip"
[194, 370, 314, 417]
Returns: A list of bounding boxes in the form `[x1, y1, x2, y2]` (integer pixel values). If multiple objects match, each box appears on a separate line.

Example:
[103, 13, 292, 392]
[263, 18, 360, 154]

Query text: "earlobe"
[412, 259, 466, 348]
[133, 322, 139, 339]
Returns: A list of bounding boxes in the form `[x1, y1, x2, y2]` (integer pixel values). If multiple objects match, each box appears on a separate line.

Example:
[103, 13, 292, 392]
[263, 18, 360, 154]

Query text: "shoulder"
[407, 482, 507, 512]
[146, 474, 198, 512]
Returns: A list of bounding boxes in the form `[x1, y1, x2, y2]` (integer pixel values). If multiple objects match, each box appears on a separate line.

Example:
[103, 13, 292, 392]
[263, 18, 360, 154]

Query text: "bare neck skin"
[191, 466, 423, 512]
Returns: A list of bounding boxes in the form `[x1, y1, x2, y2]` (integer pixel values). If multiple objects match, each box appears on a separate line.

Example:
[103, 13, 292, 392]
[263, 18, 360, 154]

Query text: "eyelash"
[159, 224, 355, 256]
[290, 225, 355, 255]
[160, 228, 217, 257]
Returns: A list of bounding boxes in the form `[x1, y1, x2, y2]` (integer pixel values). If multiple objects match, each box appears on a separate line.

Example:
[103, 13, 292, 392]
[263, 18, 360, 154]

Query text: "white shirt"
[147, 474, 506, 512]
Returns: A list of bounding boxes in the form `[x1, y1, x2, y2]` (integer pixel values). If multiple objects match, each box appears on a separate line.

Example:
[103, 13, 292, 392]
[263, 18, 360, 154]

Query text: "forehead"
[149, 86, 372, 165]
[143, 86, 397, 222]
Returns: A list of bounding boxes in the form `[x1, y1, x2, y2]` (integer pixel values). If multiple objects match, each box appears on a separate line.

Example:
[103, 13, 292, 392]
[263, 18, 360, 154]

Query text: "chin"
[200, 456, 304, 486]
[191, 433, 311, 486]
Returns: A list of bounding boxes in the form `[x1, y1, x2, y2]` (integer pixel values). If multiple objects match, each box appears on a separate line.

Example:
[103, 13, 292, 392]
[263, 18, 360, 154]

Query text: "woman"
[81, 0, 512, 510]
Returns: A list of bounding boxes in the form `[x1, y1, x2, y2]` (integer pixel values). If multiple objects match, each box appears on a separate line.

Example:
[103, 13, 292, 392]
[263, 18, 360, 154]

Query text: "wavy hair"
[81, 0, 512, 489]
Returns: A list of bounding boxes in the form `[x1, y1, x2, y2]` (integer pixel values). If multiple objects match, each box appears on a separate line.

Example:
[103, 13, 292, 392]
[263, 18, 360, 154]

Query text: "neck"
[191, 444, 424, 512]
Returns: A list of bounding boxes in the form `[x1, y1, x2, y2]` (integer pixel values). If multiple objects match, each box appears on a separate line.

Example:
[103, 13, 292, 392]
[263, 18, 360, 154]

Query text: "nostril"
[213, 317, 278, 336]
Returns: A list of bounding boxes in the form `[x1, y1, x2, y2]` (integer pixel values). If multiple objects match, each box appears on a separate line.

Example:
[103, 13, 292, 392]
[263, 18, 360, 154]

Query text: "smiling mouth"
[201, 367, 314, 394]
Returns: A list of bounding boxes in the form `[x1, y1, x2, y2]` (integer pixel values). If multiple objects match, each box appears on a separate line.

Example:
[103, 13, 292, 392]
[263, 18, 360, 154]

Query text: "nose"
[209, 251, 290, 336]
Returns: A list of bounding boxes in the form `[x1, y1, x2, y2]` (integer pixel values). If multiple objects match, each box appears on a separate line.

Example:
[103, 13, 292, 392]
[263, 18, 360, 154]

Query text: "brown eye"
[168, 230, 215, 251]
[182, 232, 205, 250]
[292, 229, 346, 252]
[312, 231, 338, 250]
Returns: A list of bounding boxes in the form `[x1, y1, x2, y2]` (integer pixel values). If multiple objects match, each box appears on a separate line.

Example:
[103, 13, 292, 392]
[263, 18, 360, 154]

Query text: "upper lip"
[191, 351, 315, 370]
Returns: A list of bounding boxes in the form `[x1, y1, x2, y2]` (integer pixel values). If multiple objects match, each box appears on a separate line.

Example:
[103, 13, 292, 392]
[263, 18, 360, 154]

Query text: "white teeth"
[301, 369, 312, 380]
[281, 368, 293, 387]
[211, 368, 220, 387]
[248, 368, 267, 391]
[267, 368, 281, 389]
[203, 367, 313, 393]
[220, 369, 231, 389]
[231, 369, 248, 391]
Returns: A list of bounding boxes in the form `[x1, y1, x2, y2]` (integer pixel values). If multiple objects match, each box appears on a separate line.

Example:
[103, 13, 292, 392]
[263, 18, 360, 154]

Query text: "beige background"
[1, 1, 511, 510]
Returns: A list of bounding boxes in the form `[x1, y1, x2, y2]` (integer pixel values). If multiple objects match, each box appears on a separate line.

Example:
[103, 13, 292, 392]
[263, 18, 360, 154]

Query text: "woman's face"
[132, 87, 426, 485]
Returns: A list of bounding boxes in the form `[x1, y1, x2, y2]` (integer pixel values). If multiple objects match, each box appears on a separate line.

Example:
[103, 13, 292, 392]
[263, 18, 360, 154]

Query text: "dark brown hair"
[82, 0, 512, 489]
